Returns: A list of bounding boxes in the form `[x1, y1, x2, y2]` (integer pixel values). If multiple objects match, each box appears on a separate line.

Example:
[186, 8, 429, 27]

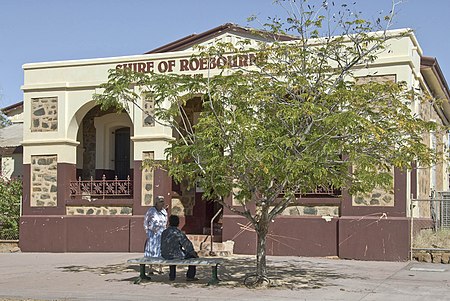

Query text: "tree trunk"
[255, 216, 269, 279]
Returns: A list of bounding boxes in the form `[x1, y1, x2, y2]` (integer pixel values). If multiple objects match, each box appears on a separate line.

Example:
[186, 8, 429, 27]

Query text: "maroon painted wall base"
[19, 215, 147, 252]
[223, 215, 411, 261]
[130, 216, 147, 252]
[20, 214, 412, 261]
[338, 216, 410, 261]
[19, 216, 67, 252]
[222, 215, 339, 257]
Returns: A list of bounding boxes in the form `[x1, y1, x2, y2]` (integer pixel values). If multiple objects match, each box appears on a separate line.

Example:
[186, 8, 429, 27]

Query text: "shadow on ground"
[57, 255, 366, 290]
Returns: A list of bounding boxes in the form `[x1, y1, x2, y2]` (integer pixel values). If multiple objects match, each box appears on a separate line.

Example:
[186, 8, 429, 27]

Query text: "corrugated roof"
[0, 123, 23, 147]
[1, 101, 23, 115]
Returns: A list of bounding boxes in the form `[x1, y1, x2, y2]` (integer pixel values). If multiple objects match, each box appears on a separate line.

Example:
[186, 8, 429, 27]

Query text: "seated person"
[161, 215, 199, 281]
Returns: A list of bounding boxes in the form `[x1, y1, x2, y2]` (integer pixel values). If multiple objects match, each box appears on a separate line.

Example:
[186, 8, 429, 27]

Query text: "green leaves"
[0, 178, 22, 240]
[93, 0, 442, 279]
[94, 30, 439, 205]
[91, 1, 444, 256]
[0, 111, 11, 128]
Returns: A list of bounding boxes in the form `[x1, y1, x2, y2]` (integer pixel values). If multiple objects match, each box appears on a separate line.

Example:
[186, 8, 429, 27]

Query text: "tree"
[0, 111, 10, 129]
[94, 0, 439, 285]
[0, 177, 22, 240]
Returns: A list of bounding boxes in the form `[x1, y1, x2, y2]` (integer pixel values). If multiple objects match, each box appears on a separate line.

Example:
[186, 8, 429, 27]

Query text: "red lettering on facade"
[199, 58, 208, 70]
[146, 62, 154, 72]
[179, 59, 189, 71]
[209, 58, 217, 69]
[189, 58, 200, 71]
[248, 53, 257, 66]
[238, 55, 248, 67]
[227, 55, 238, 68]
[158, 61, 169, 72]
[137, 63, 146, 73]
[217, 57, 227, 68]
[114, 54, 256, 74]
[167, 60, 175, 72]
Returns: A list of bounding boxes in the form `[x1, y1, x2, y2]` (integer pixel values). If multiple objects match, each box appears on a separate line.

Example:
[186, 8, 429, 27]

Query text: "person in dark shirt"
[161, 215, 198, 281]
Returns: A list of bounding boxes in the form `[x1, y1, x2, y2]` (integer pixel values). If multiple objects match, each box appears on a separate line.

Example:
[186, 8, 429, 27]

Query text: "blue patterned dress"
[144, 207, 167, 257]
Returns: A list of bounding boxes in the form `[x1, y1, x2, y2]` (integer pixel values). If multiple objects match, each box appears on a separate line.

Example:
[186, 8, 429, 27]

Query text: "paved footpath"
[0, 253, 449, 301]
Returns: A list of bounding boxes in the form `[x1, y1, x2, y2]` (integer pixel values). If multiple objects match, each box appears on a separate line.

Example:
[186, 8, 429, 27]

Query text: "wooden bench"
[127, 257, 224, 285]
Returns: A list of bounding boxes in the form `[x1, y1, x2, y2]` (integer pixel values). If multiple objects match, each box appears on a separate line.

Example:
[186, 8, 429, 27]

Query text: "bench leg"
[207, 264, 220, 285]
[134, 264, 152, 284]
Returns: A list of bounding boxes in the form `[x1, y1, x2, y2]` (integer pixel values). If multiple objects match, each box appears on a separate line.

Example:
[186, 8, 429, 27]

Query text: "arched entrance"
[171, 97, 223, 236]
[75, 105, 133, 180]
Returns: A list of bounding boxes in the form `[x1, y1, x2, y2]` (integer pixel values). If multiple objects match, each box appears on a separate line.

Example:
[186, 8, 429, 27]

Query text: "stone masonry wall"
[353, 186, 395, 207]
[31, 155, 57, 207]
[414, 250, 450, 264]
[279, 205, 339, 217]
[143, 98, 155, 127]
[141, 151, 154, 206]
[31, 97, 58, 132]
[171, 180, 195, 216]
[66, 206, 132, 215]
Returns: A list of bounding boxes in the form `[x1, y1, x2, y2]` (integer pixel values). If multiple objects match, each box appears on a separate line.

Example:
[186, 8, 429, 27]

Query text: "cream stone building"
[19, 24, 450, 260]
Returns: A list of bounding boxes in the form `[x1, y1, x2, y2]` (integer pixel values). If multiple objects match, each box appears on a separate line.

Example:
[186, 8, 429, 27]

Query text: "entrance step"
[186, 234, 234, 257]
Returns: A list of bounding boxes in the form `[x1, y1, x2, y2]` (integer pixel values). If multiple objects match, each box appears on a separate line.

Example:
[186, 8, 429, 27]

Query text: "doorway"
[115, 127, 130, 179]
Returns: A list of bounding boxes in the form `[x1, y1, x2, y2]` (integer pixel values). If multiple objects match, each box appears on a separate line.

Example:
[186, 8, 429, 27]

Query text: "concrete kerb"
[0, 253, 449, 301]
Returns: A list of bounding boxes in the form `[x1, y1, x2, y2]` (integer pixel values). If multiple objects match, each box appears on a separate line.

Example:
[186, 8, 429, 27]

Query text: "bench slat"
[127, 257, 224, 266]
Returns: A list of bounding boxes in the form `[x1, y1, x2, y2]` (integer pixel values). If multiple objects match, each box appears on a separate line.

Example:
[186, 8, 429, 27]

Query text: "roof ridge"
[145, 23, 295, 54]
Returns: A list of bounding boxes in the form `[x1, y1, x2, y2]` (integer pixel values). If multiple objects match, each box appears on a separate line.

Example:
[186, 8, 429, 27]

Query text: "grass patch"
[414, 229, 450, 249]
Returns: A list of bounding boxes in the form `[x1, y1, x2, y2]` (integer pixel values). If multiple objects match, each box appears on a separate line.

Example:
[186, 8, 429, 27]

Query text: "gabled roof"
[145, 23, 296, 54]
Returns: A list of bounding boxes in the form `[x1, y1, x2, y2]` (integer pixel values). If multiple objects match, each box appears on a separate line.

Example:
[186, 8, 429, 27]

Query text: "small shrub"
[0, 177, 22, 240]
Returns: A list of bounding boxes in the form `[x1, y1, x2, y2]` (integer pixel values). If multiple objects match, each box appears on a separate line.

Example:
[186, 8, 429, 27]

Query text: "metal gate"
[433, 192, 450, 230]
[410, 192, 450, 262]
[439, 192, 450, 229]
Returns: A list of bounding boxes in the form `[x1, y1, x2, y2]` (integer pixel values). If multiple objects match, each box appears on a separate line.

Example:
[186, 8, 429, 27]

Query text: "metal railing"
[209, 208, 223, 256]
[69, 175, 132, 199]
[281, 185, 341, 197]
[410, 192, 450, 260]
[306, 185, 341, 196]
[412, 192, 450, 231]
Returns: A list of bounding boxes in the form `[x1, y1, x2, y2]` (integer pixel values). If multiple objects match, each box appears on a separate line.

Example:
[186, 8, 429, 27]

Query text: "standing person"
[144, 196, 168, 273]
[161, 215, 199, 281]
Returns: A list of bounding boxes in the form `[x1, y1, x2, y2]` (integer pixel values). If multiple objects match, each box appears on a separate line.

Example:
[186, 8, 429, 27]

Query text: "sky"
[1, 0, 450, 108]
